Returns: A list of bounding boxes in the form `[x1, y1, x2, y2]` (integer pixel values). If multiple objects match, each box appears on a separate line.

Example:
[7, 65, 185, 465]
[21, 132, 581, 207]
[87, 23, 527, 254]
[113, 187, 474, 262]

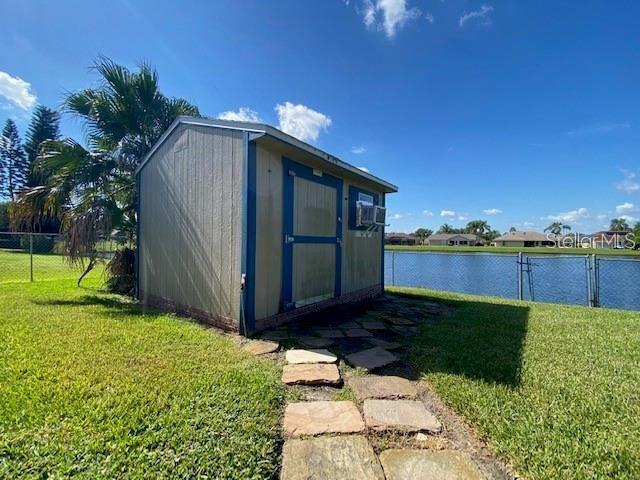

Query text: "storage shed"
[136, 117, 397, 333]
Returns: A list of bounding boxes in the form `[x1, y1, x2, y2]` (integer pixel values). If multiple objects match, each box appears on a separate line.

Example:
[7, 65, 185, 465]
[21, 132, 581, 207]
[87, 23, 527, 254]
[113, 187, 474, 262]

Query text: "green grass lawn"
[386, 244, 640, 256]
[0, 277, 284, 479]
[388, 287, 640, 479]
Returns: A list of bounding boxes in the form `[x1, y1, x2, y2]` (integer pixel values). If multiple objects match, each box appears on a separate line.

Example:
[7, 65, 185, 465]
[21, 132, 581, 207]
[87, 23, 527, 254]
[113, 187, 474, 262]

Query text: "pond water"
[384, 250, 640, 311]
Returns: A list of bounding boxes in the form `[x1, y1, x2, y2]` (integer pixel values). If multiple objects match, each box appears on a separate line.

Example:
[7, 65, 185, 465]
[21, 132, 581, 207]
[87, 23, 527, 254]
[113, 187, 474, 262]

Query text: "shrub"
[19, 235, 55, 253]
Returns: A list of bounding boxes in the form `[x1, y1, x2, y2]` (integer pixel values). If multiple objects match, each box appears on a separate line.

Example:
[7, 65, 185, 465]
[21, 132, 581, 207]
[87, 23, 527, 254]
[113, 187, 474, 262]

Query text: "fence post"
[517, 252, 523, 300]
[29, 234, 34, 282]
[586, 255, 593, 307]
[592, 254, 599, 308]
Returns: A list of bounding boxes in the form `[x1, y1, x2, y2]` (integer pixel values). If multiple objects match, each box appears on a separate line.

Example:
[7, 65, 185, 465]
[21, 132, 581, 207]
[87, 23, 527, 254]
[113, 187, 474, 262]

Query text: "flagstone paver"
[379, 449, 484, 480]
[286, 349, 337, 364]
[283, 401, 365, 437]
[241, 340, 279, 355]
[345, 347, 398, 370]
[359, 320, 387, 330]
[367, 338, 404, 350]
[387, 317, 415, 326]
[296, 336, 335, 348]
[281, 436, 385, 480]
[389, 325, 419, 336]
[363, 399, 442, 433]
[348, 375, 418, 400]
[282, 364, 341, 386]
[342, 328, 373, 338]
[315, 329, 346, 338]
[340, 321, 362, 328]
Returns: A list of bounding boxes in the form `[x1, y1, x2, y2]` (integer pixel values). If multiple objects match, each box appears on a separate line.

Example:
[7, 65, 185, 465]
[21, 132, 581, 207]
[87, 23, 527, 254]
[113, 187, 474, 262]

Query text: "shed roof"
[136, 116, 398, 193]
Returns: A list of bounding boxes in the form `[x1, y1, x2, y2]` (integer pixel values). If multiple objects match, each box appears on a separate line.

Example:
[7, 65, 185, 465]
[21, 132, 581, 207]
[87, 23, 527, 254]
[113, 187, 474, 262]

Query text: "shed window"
[358, 192, 374, 206]
[348, 185, 380, 230]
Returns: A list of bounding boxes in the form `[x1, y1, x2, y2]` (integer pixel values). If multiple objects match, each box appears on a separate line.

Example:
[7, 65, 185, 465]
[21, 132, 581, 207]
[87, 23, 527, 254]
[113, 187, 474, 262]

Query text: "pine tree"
[23, 105, 60, 187]
[0, 119, 28, 200]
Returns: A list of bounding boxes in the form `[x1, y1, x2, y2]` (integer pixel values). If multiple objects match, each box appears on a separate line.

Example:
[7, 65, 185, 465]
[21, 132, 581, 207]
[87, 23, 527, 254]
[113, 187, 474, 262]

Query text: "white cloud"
[389, 213, 403, 220]
[596, 213, 608, 221]
[457, 215, 468, 221]
[440, 210, 456, 217]
[357, 166, 370, 173]
[483, 208, 502, 215]
[522, 221, 536, 228]
[425, 12, 435, 24]
[352, 145, 366, 154]
[0, 71, 37, 110]
[275, 102, 332, 143]
[616, 202, 637, 214]
[567, 122, 631, 136]
[360, 0, 421, 38]
[546, 207, 589, 223]
[459, 5, 494, 27]
[423, 210, 434, 216]
[616, 170, 640, 193]
[620, 214, 637, 224]
[218, 107, 261, 122]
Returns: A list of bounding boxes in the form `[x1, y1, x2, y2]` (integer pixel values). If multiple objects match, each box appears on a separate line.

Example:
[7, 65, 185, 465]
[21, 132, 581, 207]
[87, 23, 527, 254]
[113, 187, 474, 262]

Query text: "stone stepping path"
[363, 399, 442, 433]
[367, 338, 403, 350]
[359, 319, 387, 330]
[379, 449, 484, 480]
[348, 375, 417, 400]
[346, 346, 398, 370]
[296, 336, 334, 348]
[282, 364, 341, 386]
[281, 436, 385, 480]
[268, 302, 490, 480]
[286, 349, 337, 364]
[343, 328, 373, 338]
[315, 328, 345, 338]
[241, 340, 279, 355]
[283, 401, 364, 437]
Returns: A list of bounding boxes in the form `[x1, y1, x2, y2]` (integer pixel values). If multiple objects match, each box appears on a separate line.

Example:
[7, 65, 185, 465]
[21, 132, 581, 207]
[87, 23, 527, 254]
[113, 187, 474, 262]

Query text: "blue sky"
[1, 0, 639, 233]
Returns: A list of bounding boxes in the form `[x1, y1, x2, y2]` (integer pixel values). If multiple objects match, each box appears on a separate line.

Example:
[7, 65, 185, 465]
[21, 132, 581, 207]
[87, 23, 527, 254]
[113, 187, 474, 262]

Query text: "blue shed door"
[282, 158, 343, 311]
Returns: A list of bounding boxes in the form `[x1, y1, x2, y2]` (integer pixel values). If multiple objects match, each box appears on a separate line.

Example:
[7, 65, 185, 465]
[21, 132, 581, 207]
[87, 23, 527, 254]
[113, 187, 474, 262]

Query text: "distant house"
[426, 233, 482, 246]
[492, 231, 555, 248]
[385, 232, 418, 245]
[588, 231, 632, 249]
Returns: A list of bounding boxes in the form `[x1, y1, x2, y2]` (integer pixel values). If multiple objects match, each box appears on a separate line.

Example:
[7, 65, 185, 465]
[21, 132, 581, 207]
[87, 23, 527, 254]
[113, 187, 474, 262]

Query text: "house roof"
[494, 231, 552, 242]
[136, 116, 398, 193]
[428, 233, 479, 241]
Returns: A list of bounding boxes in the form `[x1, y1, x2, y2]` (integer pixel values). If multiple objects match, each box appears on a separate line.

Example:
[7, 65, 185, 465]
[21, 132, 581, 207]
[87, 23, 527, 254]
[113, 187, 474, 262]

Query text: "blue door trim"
[245, 137, 257, 331]
[282, 157, 343, 311]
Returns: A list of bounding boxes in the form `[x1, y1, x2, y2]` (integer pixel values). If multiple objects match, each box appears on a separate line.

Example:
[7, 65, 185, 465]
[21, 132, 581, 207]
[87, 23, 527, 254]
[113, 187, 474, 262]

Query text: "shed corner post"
[241, 131, 257, 335]
[135, 172, 141, 299]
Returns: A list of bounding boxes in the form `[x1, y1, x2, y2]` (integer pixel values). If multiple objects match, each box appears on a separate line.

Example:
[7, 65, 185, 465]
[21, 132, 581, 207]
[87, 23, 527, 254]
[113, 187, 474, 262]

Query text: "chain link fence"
[385, 250, 640, 311]
[0, 232, 126, 284]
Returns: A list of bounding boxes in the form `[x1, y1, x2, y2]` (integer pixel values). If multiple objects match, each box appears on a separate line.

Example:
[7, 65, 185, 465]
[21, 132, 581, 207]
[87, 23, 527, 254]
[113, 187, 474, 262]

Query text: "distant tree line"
[0, 106, 61, 232]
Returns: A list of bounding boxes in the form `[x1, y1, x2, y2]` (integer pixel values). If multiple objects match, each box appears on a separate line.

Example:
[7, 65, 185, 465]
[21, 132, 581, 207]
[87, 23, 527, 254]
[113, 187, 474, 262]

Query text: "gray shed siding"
[138, 124, 244, 328]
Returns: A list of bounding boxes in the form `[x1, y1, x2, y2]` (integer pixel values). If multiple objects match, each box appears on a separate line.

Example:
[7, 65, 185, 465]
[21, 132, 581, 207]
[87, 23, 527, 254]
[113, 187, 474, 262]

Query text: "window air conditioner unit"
[356, 202, 386, 227]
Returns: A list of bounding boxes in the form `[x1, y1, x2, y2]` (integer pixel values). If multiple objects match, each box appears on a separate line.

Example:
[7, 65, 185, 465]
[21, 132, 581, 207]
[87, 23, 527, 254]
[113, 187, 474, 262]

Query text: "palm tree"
[414, 228, 432, 245]
[545, 222, 564, 236]
[610, 218, 630, 232]
[562, 224, 572, 235]
[14, 58, 200, 288]
[465, 219, 491, 237]
[438, 223, 455, 234]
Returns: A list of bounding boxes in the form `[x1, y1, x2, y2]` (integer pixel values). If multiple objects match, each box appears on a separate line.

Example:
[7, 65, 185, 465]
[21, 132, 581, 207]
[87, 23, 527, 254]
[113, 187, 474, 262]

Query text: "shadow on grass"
[32, 295, 154, 319]
[392, 291, 530, 388]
